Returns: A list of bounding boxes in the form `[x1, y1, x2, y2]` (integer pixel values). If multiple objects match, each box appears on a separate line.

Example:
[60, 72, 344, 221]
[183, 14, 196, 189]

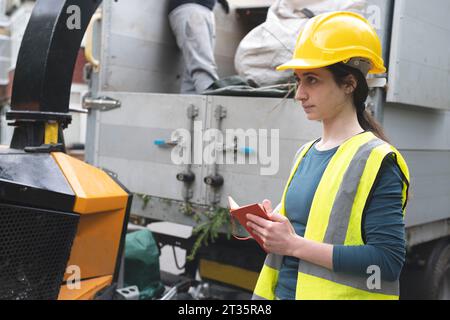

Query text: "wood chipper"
[0, 0, 132, 300]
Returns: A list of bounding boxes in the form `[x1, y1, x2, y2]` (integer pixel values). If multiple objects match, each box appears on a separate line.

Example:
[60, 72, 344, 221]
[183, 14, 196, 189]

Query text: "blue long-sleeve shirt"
[275, 140, 406, 300]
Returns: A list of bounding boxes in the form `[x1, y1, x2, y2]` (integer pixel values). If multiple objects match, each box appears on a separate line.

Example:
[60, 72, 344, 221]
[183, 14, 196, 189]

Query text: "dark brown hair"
[326, 63, 411, 203]
[326, 63, 390, 143]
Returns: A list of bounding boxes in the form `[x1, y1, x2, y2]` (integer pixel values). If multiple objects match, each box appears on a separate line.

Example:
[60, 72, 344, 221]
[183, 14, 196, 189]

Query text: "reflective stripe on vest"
[253, 132, 410, 300]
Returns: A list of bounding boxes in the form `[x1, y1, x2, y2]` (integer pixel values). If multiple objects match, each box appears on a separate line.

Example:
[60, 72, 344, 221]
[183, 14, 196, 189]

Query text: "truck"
[74, 0, 450, 299]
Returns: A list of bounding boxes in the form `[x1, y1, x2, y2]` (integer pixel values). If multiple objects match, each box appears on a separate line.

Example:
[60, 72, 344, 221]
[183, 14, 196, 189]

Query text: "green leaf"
[187, 206, 231, 261]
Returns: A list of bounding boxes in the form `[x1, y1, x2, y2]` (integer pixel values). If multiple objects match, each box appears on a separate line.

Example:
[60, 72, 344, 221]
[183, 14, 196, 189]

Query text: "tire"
[423, 239, 450, 300]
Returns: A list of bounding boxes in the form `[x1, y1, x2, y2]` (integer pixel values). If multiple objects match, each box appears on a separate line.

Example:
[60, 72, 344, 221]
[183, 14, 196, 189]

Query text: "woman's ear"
[344, 74, 357, 94]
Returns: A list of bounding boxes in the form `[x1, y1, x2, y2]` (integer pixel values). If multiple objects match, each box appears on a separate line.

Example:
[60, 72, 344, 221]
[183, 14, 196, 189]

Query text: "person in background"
[168, 0, 230, 94]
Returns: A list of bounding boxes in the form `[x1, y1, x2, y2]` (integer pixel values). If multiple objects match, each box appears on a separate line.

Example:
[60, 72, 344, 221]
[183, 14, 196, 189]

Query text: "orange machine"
[0, 0, 132, 300]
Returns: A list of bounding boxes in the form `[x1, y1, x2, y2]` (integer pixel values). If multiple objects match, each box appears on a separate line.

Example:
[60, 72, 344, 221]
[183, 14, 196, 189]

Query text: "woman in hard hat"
[246, 11, 410, 300]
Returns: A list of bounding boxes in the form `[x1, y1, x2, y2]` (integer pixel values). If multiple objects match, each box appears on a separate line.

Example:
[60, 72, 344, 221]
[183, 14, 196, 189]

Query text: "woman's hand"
[246, 199, 303, 256]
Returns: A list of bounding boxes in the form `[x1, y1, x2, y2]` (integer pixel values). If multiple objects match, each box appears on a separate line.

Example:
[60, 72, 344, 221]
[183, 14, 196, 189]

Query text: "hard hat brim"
[276, 58, 386, 74]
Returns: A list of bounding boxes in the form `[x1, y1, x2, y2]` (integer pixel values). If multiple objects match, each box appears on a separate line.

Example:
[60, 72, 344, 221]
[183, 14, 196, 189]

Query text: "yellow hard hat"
[277, 11, 386, 74]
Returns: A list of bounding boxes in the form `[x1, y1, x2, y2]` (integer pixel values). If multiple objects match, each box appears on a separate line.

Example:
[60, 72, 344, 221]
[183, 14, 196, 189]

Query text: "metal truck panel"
[383, 102, 450, 227]
[84, 0, 450, 245]
[387, 0, 450, 110]
[400, 150, 450, 227]
[98, 0, 248, 94]
[98, 0, 181, 93]
[206, 95, 321, 208]
[88, 92, 208, 205]
[87, 92, 322, 209]
[384, 103, 450, 150]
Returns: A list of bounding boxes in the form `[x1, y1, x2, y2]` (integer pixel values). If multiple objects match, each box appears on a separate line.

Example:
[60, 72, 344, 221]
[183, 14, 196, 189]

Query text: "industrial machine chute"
[0, 0, 132, 300]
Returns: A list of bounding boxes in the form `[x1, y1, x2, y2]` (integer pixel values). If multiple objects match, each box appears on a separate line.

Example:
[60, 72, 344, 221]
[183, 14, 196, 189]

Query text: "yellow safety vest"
[253, 131, 410, 300]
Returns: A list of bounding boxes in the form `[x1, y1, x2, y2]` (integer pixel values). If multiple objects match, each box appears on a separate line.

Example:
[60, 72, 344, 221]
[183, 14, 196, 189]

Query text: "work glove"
[218, 0, 230, 14]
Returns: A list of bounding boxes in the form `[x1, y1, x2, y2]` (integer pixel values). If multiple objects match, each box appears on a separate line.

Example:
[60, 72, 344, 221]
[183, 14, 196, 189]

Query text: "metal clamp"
[187, 104, 199, 119]
[214, 105, 227, 120]
[177, 171, 195, 183]
[115, 286, 140, 300]
[216, 143, 255, 155]
[204, 175, 224, 188]
[154, 139, 179, 147]
[155, 130, 185, 147]
[82, 95, 121, 111]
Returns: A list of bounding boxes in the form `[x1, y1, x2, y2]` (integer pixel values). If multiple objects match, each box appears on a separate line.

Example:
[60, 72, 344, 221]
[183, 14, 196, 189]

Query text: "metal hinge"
[187, 104, 199, 119]
[82, 95, 121, 111]
[214, 105, 227, 120]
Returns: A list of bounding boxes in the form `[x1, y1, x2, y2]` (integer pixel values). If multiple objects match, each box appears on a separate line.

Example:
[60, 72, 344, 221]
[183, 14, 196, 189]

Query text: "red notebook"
[228, 196, 271, 252]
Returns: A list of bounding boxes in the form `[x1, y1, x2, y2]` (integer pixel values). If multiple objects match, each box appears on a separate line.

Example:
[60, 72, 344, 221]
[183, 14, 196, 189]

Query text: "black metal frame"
[8, 0, 102, 150]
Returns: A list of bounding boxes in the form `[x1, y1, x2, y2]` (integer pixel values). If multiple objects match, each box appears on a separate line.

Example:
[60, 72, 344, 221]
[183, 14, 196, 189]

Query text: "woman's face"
[294, 68, 354, 121]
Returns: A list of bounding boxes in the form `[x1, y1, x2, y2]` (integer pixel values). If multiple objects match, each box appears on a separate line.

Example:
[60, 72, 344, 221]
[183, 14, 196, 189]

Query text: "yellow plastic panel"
[52, 152, 128, 214]
[63, 208, 126, 281]
[199, 259, 259, 292]
[51, 152, 129, 283]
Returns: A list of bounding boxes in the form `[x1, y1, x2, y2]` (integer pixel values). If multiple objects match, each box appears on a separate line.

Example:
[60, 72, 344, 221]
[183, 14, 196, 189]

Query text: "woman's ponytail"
[327, 63, 390, 143]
